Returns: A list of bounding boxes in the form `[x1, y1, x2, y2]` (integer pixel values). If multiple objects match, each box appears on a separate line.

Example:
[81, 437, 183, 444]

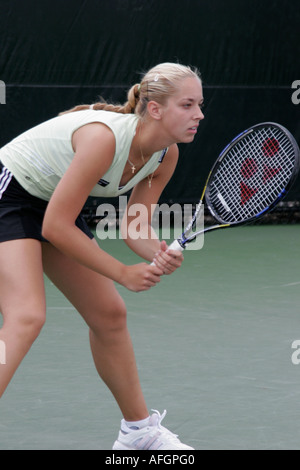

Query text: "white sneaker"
[112, 409, 194, 450]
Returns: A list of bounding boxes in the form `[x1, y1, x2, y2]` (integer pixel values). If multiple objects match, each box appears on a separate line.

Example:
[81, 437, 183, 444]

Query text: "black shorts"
[0, 162, 94, 243]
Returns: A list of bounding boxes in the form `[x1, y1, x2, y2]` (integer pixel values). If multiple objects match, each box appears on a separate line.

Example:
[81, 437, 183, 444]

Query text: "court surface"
[1, 225, 300, 450]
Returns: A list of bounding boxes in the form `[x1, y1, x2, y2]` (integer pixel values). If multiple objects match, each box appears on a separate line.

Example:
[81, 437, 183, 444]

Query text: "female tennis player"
[0, 62, 204, 450]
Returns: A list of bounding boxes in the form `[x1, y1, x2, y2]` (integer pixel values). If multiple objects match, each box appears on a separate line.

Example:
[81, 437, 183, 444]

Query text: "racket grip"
[168, 239, 184, 252]
[150, 239, 184, 266]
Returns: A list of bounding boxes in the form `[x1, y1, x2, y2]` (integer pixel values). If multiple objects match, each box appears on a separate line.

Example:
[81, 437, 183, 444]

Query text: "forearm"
[43, 223, 126, 284]
[121, 222, 161, 262]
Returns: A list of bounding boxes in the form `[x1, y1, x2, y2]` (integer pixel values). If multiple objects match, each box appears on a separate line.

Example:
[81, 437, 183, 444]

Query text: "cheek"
[165, 110, 186, 128]
[161, 107, 188, 136]
[166, 118, 183, 136]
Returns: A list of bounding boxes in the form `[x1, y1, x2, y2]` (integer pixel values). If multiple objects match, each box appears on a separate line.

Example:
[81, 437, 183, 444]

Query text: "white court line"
[47, 307, 75, 310]
[261, 281, 300, 289]
[282, 281, 300, 287]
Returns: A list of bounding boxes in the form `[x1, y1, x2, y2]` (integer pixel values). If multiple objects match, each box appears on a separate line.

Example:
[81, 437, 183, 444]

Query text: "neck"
[135, 120, 170, 157]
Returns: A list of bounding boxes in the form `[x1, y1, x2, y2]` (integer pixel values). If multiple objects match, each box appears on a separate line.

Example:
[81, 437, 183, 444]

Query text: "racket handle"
[150, 239, 184, 266]
[168, 239, 184, 252]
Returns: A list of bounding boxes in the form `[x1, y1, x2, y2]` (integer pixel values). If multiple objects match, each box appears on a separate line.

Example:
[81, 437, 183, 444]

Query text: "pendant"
[131, 166, 136, 174]
[148, 173, 154, 188]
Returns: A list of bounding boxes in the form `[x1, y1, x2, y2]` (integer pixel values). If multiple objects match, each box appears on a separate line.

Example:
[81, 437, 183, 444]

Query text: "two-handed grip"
[150, 239, 184, 266]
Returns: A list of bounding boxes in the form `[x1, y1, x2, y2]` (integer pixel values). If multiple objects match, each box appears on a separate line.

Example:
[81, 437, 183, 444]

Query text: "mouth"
[187, 126, 198, 134]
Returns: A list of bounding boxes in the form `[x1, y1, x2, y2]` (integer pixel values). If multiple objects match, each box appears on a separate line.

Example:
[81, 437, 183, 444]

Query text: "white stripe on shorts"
[0, 165, 13, 200]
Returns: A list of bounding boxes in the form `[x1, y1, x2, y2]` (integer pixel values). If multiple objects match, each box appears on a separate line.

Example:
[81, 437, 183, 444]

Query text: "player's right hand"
[121, 263, 163, 292]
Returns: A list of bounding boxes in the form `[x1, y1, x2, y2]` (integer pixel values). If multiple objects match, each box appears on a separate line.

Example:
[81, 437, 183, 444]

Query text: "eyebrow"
[181, 97, 204, 104]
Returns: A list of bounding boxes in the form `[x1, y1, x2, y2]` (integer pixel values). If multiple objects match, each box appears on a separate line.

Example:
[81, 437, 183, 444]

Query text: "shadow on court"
[1, 225, 300, 450]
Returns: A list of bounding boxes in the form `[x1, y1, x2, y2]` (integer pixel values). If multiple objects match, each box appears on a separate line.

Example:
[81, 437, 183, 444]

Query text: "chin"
[180, 135, 196, 144]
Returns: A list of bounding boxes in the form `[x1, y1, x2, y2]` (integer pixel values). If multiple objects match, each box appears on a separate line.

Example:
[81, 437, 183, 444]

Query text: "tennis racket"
[165, 122, 300, 253]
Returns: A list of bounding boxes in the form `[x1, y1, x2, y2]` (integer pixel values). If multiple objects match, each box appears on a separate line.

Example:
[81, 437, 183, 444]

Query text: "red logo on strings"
[240, 181, 258, 205]
[240, 138, 281, 205]
[262, 138, 280, 157]
[241, 158, 257, 179]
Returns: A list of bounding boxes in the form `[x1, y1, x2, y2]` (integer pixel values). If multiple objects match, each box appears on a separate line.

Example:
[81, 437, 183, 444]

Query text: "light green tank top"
[0, 110, 167, 200]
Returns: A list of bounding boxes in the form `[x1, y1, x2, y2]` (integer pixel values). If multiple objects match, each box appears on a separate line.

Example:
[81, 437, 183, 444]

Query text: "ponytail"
[59, 84, 140, 116]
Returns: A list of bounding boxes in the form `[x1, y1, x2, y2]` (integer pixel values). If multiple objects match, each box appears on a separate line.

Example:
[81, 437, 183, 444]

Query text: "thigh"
[0, 239, 46, 320]
[42, 240, 126, 328]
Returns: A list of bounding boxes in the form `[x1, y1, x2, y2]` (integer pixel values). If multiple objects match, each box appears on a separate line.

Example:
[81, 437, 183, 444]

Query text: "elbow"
[41, 221, 53, 242]
[42, 217, 75, 247]
[42, 208, 56, 242]
[42, 219, 60, 244]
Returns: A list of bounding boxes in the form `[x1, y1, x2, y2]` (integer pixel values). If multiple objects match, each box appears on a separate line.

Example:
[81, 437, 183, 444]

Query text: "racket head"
[205, 122, 300, 225]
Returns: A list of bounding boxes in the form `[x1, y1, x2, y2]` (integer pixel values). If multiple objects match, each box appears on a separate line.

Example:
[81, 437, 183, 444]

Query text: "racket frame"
[171, 122, 300, 251]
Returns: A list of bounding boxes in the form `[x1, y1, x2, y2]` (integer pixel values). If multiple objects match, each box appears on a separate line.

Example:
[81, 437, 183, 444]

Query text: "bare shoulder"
[154, 143, 179, 181]
[72, 121, 116, 155]
[70, 122, 116, 183]
[164, 143, 179, 163]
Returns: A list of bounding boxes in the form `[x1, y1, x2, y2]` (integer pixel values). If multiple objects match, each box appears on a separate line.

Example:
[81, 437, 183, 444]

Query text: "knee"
[12, 309, 46, 343]
[88, 297, 127, 336]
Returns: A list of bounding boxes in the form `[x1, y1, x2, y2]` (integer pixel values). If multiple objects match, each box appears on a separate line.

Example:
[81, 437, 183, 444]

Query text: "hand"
[152, 240, 184, 275]
[121, 263, 164, 292]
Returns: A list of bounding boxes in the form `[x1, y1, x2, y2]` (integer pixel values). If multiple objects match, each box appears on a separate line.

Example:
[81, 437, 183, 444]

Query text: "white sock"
[124, 416, 150, 430]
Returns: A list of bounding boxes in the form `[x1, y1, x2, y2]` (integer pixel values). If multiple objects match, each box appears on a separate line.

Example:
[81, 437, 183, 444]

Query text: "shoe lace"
[150, 409, 180, 442]
[125, 409, 183, 450]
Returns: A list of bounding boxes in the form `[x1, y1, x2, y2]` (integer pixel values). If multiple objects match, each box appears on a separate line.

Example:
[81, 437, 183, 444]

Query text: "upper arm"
[43, 123, 115, 232]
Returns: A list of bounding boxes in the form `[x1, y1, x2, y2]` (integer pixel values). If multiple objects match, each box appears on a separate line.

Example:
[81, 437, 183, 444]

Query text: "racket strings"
[208, 127, 296, 223]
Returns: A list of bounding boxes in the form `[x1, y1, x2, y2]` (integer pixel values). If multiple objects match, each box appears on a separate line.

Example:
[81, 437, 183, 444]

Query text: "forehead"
[173, 76, 203, 100]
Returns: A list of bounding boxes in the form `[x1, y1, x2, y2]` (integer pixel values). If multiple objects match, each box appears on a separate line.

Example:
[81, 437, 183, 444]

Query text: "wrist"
[114, 263, 128, 286]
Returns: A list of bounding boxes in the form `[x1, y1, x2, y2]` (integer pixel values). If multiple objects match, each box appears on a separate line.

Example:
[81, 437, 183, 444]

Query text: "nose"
[198, 108, 205, 121]
[194, 106, 204, 122]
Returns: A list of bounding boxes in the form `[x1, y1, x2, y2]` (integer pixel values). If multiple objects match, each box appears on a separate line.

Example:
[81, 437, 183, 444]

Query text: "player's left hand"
[152, 240, 184, 274]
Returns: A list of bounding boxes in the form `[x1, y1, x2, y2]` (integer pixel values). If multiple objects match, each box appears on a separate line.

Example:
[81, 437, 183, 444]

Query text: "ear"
[147, 101, 163, 121]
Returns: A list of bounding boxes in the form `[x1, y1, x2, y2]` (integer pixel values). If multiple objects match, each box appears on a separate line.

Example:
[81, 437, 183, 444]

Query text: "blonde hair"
[59, 63, 201, 118]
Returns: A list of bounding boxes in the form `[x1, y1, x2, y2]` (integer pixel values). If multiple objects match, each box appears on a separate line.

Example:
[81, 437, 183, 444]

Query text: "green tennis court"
[1, 225, 299, 450]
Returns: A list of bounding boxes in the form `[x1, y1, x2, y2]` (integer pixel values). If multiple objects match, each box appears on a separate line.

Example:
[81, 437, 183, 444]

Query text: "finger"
[159, 240, 168, 252]
[165, 251, 184, 267]
[152, 252, 173, 272]
[158, 251, 181, 269]
[148, 263, 164, 276]
[166, 249, 184, 261]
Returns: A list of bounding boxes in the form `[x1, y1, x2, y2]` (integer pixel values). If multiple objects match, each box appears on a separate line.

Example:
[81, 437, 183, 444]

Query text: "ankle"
[123, 415, 150, 431]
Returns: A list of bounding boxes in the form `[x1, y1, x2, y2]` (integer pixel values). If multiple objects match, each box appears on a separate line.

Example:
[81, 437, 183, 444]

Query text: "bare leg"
[0, 239, 46, 397]
[42, 242, 149, 421]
